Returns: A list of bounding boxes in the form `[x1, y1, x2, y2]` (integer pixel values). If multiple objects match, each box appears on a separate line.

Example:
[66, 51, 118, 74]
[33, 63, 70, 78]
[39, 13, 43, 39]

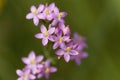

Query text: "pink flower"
[35, 24, 55, 46]
[22, 51, 44, 74]
[26, 4, 45, 26]
[43, 3, 56, 21]
[51, 7, 67, 26]
[16, 69, 36, 80]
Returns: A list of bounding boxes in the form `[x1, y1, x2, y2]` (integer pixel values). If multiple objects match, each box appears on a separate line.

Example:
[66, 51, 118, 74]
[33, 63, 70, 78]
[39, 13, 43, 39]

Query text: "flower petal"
[49, 35, 56, 42]
[38, 4, 44, 12]
[38, 13, 45, 19]
[26, 13, 34, 19]
[53, 42, 59, 49]
[50, 67, 57, 72]
[56, 49, 64, 55]
[49, 3, 55, 11]
[31, 5, 36, 12]
[29, 51, 36, 60]
[51, 19, 58, 26]
[63, 36, 70, 41]
[35, 33, 43, 39]
[17, 77, 23, 80]
[70, 50, 79, 55]
[42, 38, 48, 46]
[30, 75, 36, 79]
[36, 55, 44, 62]
[16, 70, 23, 76]
[61, 12, 67, 17]
[41, 25, 47, 33]
[64, 53, 70, 62]
[33, 16, 39, 26]
[22, 57, 30, 64]
[48, 27, 55, 34]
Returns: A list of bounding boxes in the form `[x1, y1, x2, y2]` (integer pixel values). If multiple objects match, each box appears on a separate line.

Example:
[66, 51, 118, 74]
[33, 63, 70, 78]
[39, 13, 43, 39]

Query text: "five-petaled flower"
[22, 51, 44, 74]
[56, 44, 79, 62]
[26, 4, 45, 26]
[35, 24, 55, 46]
[16, 68, 36, 80]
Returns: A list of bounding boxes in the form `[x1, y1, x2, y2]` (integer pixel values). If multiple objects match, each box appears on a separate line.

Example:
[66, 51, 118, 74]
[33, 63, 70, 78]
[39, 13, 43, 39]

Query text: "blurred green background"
[0, 0, 120, 80]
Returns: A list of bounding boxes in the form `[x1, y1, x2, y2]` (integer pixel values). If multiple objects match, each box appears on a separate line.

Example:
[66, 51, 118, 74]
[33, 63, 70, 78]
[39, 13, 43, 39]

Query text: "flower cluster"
[16, 51, 57, 80]
[16, 2, 88, 80]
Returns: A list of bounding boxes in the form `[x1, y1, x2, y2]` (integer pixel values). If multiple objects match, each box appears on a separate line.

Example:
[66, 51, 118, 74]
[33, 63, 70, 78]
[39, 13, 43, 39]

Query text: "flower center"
[32, 9, 37, 15]
[57, 13, 62, 19]
[31, 60, 36, 65]
[45, 68, 50, 73]
[65, 47, 71, 52]
[45, 8, 50, 15]
[44, 30, 49, 37]
[24, 74, 28, 80]
[58, 37, 63, 43]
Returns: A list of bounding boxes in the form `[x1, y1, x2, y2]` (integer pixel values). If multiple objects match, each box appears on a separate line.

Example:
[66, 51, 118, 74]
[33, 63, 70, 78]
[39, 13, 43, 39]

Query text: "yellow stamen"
[24, 74, 28, 80]
[58, 37, 63, 43]
[65, 47, 71, 52]
[31, 60, 36, 65]
[32, 9, 37, 15]
[57, 13, 63, 19]
[45, 8, 50, 15]
[44, 30, 49, 37]
[45, 68, 50, 73]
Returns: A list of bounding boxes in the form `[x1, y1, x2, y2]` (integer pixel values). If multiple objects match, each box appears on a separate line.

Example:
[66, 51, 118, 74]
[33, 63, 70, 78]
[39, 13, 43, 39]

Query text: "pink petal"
[48, 27, 55, 34]
[64, 53, 70, 62]
[51, 19, 58, 26]
[41, 25, 47, 33]
[29, 51, 36, 60]
[30, 75, 36, 79]
[36, 55, 44, 62]
[16, 70, 23, 76]
[42, 38, 48, 46]
[50, 67, 57, 72]
[70, 50, 79, 55]
[35, 33, 43, 39]
[38, 4, 44, 12]
[49, 3, 55, 11]
[26, 13, 34, 19]
[53, 42, 59, 49]
[63, 36, 70, 41]
[22, 57, 30, 64]
[56, 49, 64, 55]
[38, 13, 45, 19]
[31, 5, 36, 12]
[54, 7, 59, 15]
[17, 77, 23, 80]
[33, 16, 39, 26]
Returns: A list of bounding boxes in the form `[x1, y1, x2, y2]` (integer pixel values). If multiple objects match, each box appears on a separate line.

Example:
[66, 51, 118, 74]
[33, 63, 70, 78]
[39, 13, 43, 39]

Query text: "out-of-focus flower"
[71, 52, 88, 65]
[43, 60, 57, 80]
[56, 44, 79, 62]
[51, 7, 67, 26]
[22, 51, 44, 74]
[35, 24, 55, 46]
[16, 69, 36, 80]
[43, 3, 55, 21]
[26, 4, 45, 26]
